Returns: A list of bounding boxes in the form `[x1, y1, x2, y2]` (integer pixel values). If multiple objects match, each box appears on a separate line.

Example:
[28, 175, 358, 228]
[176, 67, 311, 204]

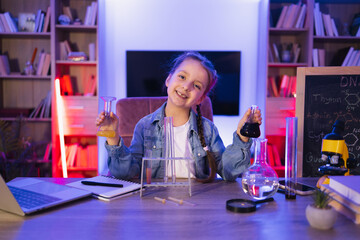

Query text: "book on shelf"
[41, 53, 51, 76]
[312, 48, 319, 67]
[42, 6, 51, 33]
[272, 43, 280, 62]
[28, 90, 51, 118]
[268, 76, 279, 97]
[4, 12, 18, 32]
[294, 3, 306, 29]
[318, 49, 325, 67]
[87, 144, 98, 168]
[329, 176, 360, 205]
[331, 18, 339, 37]
[275, 5, 288, 28]
[279, 75, 290, 97]
[322, 13, 334, 37]
[313, 3, 324, 36]
[66, 175, 142, 201]
[282, 3, 301, 29]
[341, 47, 355, 67]
[43, 143, 52, 162]
[61, 75, 74, 96]
[36, 51, 46, 75]
[84, 2, 98, 26]
[0, 14, 11, 32]
[84, 74, 97, 96]
[320, 183, 360, 224]
[0, 55, 10, 75]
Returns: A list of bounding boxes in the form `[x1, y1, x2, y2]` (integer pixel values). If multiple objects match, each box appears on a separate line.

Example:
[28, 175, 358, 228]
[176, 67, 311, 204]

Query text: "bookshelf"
[0, 0, 53, 178]
[267, 0, 360, 168]
[52, 0, 98, 178]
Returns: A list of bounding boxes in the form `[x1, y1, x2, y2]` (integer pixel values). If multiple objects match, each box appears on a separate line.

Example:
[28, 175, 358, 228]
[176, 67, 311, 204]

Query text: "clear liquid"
[242, 177, 279, 200]
[96, 130, 116, 138]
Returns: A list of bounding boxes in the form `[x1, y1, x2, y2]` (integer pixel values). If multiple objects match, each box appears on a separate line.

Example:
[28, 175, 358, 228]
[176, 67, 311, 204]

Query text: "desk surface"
[0, 178, 359, 240]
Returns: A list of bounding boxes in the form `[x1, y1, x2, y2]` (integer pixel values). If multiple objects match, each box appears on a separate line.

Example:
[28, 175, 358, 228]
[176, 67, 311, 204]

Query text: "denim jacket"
[105, 103, 252, 181]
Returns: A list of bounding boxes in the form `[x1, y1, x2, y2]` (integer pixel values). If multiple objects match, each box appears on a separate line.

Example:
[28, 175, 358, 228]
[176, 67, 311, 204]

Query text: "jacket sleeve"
[106, 122, 144, 180]
[220, 132, 253, 182]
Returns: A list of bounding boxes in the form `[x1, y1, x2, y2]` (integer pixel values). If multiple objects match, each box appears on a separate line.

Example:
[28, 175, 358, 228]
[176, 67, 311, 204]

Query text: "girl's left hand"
[236, 108, 262, 142]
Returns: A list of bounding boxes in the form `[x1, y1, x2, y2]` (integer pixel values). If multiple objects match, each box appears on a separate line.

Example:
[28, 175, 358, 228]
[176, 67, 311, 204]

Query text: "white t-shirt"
[167, 120, 195, 178]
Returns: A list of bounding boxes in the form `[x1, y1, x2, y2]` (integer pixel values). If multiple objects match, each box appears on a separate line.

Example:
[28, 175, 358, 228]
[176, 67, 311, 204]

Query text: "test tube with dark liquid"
[240, 105, 260, 138]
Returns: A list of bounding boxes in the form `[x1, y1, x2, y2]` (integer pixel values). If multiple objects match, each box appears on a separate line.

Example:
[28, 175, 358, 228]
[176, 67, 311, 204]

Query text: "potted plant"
[305, 188, 337, 230]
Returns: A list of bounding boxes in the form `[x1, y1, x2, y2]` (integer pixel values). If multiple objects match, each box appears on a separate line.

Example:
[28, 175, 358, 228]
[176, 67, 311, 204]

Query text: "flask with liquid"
[241, 138, 279, 200]
[240, 105, 260, 138]
[96, 96, 117, 138]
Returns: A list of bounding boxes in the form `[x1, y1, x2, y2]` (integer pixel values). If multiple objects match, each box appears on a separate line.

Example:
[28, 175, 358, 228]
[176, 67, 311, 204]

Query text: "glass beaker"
[242, 138, 279, 200]
[96, 96, 117, 138]
[240, 105, 260, 138]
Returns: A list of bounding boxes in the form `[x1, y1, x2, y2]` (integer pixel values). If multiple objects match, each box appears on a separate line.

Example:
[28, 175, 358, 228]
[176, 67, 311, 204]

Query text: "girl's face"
[166, 58, 209, 110]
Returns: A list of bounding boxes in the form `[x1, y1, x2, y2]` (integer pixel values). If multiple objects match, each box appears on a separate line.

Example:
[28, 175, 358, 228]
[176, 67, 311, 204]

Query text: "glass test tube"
[285, 117, 298, 199]
[164, 117, 176, 183]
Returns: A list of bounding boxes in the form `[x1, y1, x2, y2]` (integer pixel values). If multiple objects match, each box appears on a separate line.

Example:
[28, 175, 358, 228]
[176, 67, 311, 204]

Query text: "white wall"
[98, 0, 268, 174]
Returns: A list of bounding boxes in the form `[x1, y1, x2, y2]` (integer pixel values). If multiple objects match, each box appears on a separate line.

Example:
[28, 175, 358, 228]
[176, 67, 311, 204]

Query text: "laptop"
[0, 174, 91, 216]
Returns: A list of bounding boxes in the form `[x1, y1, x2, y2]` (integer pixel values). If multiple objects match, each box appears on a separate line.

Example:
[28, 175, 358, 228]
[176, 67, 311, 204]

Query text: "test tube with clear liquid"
[96, 96, 117, 138]
[164, 117, 176, 184]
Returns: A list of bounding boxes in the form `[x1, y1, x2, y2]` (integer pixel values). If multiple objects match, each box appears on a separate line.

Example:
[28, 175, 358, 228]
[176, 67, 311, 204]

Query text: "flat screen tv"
[126, 51, 241, 115]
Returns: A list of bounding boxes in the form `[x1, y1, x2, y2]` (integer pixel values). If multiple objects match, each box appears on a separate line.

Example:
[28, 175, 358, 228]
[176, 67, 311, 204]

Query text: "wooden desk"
[0, 178, 359, 240]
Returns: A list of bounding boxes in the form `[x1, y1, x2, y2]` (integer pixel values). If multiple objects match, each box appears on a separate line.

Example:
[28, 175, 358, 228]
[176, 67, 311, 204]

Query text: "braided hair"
[196, 105, 217, 183]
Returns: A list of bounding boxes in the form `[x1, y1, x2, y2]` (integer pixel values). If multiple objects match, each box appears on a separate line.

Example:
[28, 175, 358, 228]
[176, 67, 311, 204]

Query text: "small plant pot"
[305, 204, 337, 230]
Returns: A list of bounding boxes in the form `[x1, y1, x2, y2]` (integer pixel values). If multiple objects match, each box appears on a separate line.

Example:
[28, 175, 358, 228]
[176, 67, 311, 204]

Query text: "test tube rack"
[140, 157, 192, 197]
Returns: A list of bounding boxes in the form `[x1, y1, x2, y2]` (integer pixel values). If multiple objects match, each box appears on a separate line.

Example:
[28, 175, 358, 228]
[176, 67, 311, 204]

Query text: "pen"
[81, 181, 123, 188]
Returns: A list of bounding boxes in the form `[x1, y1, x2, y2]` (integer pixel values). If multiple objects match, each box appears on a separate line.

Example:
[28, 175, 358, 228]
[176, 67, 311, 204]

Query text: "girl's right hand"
[95, 111, 120, 145]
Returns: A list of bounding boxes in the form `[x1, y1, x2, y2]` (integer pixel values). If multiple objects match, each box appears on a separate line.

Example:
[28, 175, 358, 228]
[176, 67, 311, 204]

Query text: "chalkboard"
[296, 67, 360, 177]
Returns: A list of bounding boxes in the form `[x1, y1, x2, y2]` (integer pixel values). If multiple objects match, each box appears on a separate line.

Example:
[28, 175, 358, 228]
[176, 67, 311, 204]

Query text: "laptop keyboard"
[9, 186, 61, 209]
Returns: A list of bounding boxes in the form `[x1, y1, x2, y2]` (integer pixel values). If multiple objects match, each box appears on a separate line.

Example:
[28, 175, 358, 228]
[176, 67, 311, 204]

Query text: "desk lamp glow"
[55, 78, 68, 178]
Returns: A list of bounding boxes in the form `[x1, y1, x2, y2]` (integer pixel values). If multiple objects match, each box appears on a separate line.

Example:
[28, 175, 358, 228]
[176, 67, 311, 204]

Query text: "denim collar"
[150, 102, 199, 134]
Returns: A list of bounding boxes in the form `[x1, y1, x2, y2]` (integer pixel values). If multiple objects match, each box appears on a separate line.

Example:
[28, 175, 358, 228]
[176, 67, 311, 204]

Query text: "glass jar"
[242, 138, 279, 200]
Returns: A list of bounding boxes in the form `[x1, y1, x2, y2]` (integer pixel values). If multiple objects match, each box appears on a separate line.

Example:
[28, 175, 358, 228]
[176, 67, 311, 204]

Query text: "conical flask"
[96, 96, 117, 138]
[240, 105, 260, 138]
[241, 138, 279, 200]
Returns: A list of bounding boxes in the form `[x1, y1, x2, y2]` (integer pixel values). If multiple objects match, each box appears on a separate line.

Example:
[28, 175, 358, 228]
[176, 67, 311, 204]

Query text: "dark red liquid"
[240, 122, 260, 138]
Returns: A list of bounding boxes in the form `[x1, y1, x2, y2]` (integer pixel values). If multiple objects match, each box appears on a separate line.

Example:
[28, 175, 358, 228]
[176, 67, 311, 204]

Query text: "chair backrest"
[116, 96, 213, 147]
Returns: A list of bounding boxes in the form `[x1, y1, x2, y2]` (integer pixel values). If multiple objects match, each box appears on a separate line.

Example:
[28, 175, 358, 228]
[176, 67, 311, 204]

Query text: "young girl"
[96, 51, 262, 182]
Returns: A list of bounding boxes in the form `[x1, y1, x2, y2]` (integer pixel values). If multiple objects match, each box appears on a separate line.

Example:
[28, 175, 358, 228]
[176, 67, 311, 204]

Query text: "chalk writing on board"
[302, 74, 360, 177]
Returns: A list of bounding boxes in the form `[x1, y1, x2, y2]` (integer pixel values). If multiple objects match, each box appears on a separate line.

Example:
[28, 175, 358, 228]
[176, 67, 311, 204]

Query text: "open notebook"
[66, 175, 141, 201]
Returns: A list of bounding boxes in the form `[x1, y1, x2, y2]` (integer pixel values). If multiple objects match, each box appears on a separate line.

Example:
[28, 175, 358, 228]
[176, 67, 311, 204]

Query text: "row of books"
[58, 143, 97, 169]
[320, 176, 360, 224]
[267, 75, 296, 98]
[269, 42, 301, 63]
[0, 7, 50, 33]
[275, 2, 307, 29]
[341, 47, 360, 67]
[314, 3, 339, 37]
[60, 74, 96, 96]
[36, 52, 51, 76]
[29, 91, 51, 119]
[0, 55, 10, 76]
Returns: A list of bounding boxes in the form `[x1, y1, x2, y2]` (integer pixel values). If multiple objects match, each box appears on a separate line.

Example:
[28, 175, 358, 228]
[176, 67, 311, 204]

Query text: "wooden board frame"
[296, 66, 360, 177]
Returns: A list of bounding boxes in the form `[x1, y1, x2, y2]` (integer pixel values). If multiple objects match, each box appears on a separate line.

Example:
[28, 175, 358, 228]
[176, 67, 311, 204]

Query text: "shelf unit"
[267, 0, 360, 169]
[51, 0, 99, 178]
[0, 0, 53, 178]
